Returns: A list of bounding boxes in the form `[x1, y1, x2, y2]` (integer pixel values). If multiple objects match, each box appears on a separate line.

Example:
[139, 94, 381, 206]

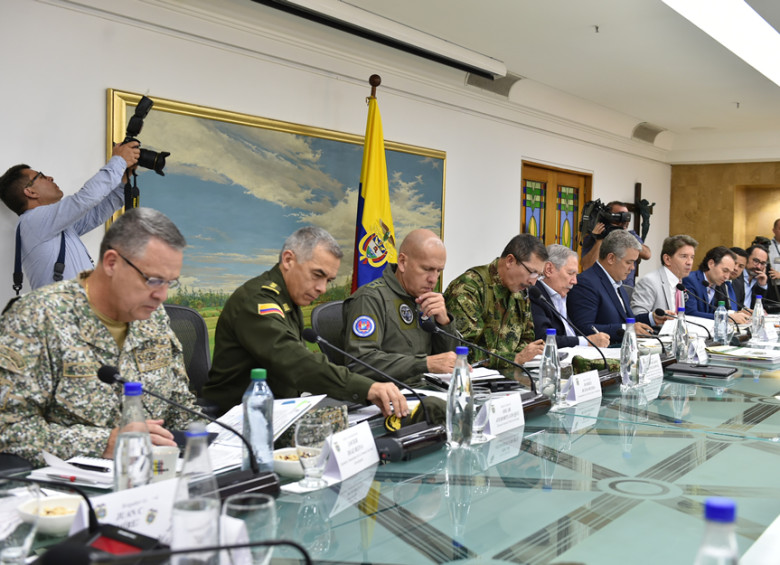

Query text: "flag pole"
[369, 74, 381, 97]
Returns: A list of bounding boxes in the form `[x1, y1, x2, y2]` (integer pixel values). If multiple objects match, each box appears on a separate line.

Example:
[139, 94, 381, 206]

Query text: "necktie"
[675, 287, 683, 310]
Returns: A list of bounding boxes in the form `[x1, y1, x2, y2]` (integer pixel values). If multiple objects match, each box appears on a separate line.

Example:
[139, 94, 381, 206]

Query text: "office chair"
[164, 304, 212, 396]
[310, 300, 346, 365]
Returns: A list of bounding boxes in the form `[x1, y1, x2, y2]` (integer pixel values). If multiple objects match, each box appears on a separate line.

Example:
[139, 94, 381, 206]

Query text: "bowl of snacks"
[17, 494, 82, 536]
[273, 447, 304, 479]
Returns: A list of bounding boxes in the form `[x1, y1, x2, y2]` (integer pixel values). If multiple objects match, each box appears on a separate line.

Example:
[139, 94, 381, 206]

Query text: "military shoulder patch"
[352, 316, 376, 337]
[258, 303, 285, 317]
[260, 282, 280, 295]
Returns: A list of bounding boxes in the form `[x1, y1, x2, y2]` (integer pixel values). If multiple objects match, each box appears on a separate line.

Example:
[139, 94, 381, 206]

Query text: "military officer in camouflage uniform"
[444, 234, 548, 370]
[344, 229, 458, 382]
[0, 208, 199, 467]
[203, 227, 408, 418]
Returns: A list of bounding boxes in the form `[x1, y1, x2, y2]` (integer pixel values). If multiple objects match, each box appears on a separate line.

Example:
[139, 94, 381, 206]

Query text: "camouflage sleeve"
[444, 273, 489, 356]
[0, 306, 114, 467]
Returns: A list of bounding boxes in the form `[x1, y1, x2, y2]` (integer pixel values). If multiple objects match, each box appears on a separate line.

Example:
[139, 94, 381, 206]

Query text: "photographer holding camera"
[580, 201, 650, 287]
[0, 142, 140, 291]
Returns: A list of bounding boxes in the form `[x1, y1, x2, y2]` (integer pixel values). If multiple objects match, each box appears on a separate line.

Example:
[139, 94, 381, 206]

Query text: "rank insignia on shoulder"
[282, 303, 291, 312]
[352, 315, 376, 337]
[260, 283, 280, 295]
[258, 303, 285, 317]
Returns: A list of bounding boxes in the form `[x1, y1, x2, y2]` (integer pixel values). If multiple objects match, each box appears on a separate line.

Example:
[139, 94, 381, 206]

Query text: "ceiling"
[319, 0, 780, 139]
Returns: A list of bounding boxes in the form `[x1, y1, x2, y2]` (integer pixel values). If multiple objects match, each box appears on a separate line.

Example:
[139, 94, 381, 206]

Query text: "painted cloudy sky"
[135, 110, 444, 293]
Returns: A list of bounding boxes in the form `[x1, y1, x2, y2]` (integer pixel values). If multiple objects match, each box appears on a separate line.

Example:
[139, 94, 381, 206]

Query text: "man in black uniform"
[202, 226, 408, 417]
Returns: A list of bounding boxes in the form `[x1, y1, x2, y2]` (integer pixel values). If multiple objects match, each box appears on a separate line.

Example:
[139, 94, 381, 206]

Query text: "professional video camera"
[578, 199, 631, 242]
[123, 96, 170, 176]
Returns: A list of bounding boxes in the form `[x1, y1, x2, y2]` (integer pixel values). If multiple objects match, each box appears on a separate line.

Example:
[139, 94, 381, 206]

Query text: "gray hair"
[546, 244, 578, 270]
[280, 226, 343, 263]
[599, 229, 641, 261]
[99, 207, 186, 260]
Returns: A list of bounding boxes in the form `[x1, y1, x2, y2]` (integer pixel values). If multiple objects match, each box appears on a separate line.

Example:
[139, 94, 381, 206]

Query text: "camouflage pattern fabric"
[0, 275, 199, 467]
[571, 355, 620, 374]
[444, 259, 536, 370]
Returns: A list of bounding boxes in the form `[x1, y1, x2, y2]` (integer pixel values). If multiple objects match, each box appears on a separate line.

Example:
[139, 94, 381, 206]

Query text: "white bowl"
[17, 494, 82, 536]
[273, 447, 304, 479]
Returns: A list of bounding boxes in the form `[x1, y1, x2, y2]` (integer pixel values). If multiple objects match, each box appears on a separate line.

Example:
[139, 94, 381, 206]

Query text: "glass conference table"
[270, 362, 780, 564]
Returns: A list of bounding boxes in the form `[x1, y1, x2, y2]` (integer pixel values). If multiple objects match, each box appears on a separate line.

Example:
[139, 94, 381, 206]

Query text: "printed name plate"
[566, 369, 602, 404]
[324, 421, 379, 481]
[484, 391, 524, 435]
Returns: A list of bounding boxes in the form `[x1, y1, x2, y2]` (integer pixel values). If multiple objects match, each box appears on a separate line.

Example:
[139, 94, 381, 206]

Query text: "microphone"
[655, 308, 712, 340]
[616, 327, 668, 357]
[97, 366, 278, 499]
[301, 329, 446, 462]
[37, 539, 312, 565]
[714, 284, 742, 311]
[676, 283, 745, 332]
[417, 314, 538, 394]
[526, 285, 609, 371]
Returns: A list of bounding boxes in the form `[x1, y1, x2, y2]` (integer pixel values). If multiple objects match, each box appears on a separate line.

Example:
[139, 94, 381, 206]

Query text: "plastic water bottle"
[242, 368, 274, 472]
[751, 295, 766, 339]
[113, 382, 153, 491]
[539, 329, 562, 405]
[172, 422, 220, 565]
[620, 318, 639, 388]
[446, 346, 473, 448]
[693, 497, 738, 565]
[673, 307, 690, 362]
[713, 301, 728, 345]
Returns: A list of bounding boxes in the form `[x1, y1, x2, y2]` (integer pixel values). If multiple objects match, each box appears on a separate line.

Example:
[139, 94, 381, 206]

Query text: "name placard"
[565, 369, 602, 404]
[71, 479, 177, 543]
[484, 392, 524, 435]
[486, 426, 525, 467]
[324, 421, 379, 482]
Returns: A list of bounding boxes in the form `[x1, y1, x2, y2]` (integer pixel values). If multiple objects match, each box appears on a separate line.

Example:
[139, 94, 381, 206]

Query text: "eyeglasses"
[750, 257, 768, 267]
[518, 260, 540, 279]
[25, 171, 44, 189]
[110, 247, 180, 289]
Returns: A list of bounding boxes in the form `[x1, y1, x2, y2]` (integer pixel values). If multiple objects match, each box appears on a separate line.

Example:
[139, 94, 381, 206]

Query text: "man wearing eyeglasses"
[568, 230, 664, 344]
[443, 234, 548, 370]
[732, 244, 769, 310]
[0, 208, 200, 467]
[0, 142, 140, 291]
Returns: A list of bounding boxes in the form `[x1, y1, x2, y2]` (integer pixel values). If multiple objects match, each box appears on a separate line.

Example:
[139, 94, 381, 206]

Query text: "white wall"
[0, 0, 670, 306]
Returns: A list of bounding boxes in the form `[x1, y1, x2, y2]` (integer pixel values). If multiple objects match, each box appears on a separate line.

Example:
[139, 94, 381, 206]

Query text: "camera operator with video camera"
[0, 141, 140, 291]
[580, 201, 650, 287]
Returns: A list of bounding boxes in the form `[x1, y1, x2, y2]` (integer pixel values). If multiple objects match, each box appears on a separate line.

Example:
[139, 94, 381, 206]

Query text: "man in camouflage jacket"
[444, 234, 548, 370]
[0, 208, 199, 467]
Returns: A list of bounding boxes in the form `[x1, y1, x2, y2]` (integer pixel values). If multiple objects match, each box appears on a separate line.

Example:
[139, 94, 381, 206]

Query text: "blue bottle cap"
[677, 307, 685, 313]
[756, 295, 763, 300]
[250, 368, 267, 381]
[626, 318, 635, 324]
[185, 422, 209, 438]
[546, 328, 557, 335]
[123, 382, 143, 396]
[455, 346, 469, 356]
[704, 497, 736, 523]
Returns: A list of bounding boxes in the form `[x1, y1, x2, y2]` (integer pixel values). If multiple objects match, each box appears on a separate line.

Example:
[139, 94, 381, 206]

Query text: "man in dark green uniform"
[444, 234, 547, 370]
[202, 227, 408, 418]
[343, 229, 458, 382]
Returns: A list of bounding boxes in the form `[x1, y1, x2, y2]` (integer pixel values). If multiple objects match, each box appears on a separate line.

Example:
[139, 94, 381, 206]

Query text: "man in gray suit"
[632, 234, 698, 315]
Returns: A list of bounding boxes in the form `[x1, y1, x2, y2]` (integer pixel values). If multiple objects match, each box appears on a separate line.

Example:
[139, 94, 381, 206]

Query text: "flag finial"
[369, 74, 381, 97]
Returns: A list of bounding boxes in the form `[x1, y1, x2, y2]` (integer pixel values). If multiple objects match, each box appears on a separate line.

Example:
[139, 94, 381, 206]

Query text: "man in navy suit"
[568, 230, 664, 344]
[681, 246, 750, 323]
[530, 244, 610, 348]
[732, 244, 769, 310]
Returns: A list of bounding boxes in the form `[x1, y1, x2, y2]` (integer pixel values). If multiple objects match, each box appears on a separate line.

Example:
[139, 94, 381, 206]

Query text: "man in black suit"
[530, 244, 610, 348]
[732, 244, 769, 310]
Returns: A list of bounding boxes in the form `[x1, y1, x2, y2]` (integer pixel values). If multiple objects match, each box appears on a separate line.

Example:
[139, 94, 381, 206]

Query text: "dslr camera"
[579, 199, 631, 241]
[123, 96, 170, 176]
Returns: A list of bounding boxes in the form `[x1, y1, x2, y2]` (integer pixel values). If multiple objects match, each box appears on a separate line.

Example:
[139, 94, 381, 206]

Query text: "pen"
[70, 462, 111, 473]
[46, 474, 78, 482]
[591, 326, 598, 334]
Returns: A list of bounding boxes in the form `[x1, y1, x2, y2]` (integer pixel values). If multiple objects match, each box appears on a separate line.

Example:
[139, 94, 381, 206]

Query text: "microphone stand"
[526, 285, 610, 371]
[417, 315, 538, 394]
[97, 366, 279, 499]
[655, 308, 712, 341]
[301, 329, 446, 462]
[676, 284, 749, 344]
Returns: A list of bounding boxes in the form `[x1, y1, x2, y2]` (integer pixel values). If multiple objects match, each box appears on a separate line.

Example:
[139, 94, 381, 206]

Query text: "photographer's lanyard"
[13, 225, 66, 295]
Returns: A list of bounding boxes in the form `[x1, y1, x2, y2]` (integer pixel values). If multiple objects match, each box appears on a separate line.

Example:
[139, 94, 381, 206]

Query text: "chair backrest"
[164, 304, 211, 395]
[310, 300, 346, 365]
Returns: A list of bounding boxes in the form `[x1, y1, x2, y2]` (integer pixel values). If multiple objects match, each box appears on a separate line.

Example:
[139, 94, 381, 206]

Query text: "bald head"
[396, 229, 446, 298]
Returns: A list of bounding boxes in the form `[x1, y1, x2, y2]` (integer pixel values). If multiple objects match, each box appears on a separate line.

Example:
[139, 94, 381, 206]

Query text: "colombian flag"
[351, 96, 397, 292]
